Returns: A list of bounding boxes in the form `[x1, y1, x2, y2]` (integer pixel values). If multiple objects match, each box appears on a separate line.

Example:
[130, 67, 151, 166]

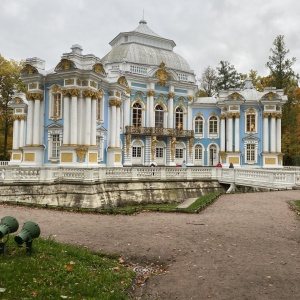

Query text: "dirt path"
[1, 190, 300, 300]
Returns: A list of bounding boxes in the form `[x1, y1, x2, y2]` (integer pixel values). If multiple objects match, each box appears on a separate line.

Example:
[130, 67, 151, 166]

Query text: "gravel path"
[1, 190, 300, 300]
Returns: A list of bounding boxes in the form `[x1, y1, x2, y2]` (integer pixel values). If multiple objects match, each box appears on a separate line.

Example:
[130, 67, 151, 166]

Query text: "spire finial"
[139, 9, 147, 24]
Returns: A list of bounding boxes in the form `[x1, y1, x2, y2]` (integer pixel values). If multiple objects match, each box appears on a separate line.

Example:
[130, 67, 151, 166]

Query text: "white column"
[84, 97, 91, 146]
[276, 116, 281, 153]
[63, 96, 70, 145]
[91, 99, 97, 146]
[13, 118, 19, 149]
[19, 118, 25, 147]
[220, 116, 225, 151]
[115, 105, 121, 147]
[235, 116, 240, 152]
[70, 96, 78, 145]
[77, 97, 83, 145]
[263, 114, 269, 152]
[123, 98, 130, 130]
[168, 97, 174, 128]
[26, 100, 34, 145]
[110, 104, 116, 147]
[270, 114, 276, 152]
[33, 99, 40, 145]
[227, 116, 233, 152]
[149, 93, 154, 127]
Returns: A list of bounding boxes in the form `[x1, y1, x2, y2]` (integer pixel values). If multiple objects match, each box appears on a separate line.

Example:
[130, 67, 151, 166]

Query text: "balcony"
[125, 126, 194, 138]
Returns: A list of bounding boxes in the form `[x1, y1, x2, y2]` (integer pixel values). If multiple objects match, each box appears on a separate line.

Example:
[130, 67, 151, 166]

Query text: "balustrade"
[125, 126, 194, 138]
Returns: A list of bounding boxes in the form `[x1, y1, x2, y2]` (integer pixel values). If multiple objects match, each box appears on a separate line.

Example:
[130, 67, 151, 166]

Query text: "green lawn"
[0, 237, 135, 299]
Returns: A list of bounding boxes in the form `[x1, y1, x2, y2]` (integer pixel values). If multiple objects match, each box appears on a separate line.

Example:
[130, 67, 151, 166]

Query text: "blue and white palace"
[9, 20, 286, 168]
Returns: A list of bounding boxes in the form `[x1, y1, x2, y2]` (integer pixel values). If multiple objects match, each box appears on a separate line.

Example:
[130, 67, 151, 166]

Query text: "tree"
[199, 66, 218, 97]
[216, 61, 243, 92]
[266, 35, 299, 90]
[0, 55, 25, 160]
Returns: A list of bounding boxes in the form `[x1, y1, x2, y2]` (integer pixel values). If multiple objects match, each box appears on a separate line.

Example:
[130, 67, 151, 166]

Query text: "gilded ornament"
[93, 63, 106, 76]
[90, 81, 97, 88]
[125, 134, 131, 155]
[151, 136, 157, 161]
[196, 112, 203, 117]
[69, 88, 80, 97]
[52, 84, 61, 93]
[231, 105, 238, 110]
[219, 151, 226, 163]
[109, 90, 114, 96]
[76, 79, 81, 86]
[82, 80, 88, 86]
[65, 79, 74, 85]
[126, 88, 131, 94]
[15, 97, 21, 104]
[76, 147, 88, 163]
[147, 90, 155, 97]
[220, 113, 226, 120]
[116, 91, 121, 98]
[263, 112, 270, 118]
[189, 138, 194, 156]
[276, 113, 282, 119]
[55, 59, 75, 71]
[266, 105, 275, 110]
[21, 64, 38, 75]
[155, 62, 168, 86]
[235, 112, 240, 118]
[170, 137, 177, 161]
[271, 112, 277, 118]
[210, 111, 216, 116]
[117, 76, 129, 87]
[228, 112, 234, 118]
[187, 96, 193, 102]
[168, 92, 175, 99]
[231, 93, 240, 101]
[29, 83, 37, 89]
[26, 92, 43, 101]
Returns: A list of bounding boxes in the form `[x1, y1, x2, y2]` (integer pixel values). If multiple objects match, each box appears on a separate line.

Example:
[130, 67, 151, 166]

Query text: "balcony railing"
[125, 126, 194, 138]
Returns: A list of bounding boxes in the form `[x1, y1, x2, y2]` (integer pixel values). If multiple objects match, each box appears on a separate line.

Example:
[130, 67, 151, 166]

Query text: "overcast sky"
[1, 0, 300, 81]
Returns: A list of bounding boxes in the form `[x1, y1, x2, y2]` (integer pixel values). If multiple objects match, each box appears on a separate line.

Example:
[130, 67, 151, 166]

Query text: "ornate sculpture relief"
[151, 136, 157, 161]
[147, 90, 155, 97]
[168, 92, 175, 99]
[170, 137, 177, 161]
[76, 147, 88, 163]
[155, 62, 169, 86]
[26, 92, 43, 101]
[126, 134, 131, 155]
[93, 63, 106, 76]
[189, 138, 194, 157]
[188, 96, 193, 102]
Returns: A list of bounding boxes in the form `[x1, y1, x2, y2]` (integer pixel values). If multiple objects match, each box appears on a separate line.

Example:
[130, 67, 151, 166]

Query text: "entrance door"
[208, 144, 218, 166]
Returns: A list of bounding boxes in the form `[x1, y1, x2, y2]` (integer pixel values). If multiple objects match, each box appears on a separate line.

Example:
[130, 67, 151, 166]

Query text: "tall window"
[51, 134, 61, 159]
[156, 147, 164, 158]
[175, 148, 183, 159]
[209, 116, 218, 134]
[194, 144, 203, 160]
[52, 93, 62, 118]
[246, 111, 256, 132]
[175, 107, 184, 130]
[155, 105, 164, 128]
[194, 116, 203, 134]
[246, 144, 256, 162]
[132, 146, 142, 157]
[132, 102, 142, 127]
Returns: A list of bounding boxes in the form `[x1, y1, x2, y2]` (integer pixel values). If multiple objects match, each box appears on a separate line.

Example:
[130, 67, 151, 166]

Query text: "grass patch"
[294, 200, 300, 212]
[0, 237, 135, 299]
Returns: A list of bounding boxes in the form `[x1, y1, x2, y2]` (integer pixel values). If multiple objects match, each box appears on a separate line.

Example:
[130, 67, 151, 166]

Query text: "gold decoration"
[76, 79, 81, 86]
[126, 88, 131, 94]
[170, 137, 177, 161]
[219, 151, 226, 163]
[235, 112, 240, 118]
[82, 80, 88, 86]
[265, 158, 276, 164]
[229, 157, 239, 164]
[14, 98, 21, 104]
[151, 136, 157, 161]
[147, 90, 155, 97]
[13, 154, 21, 160]
[278, 153, 283, 164]
[89, 153, 97, 163]
[156, 62, 168, 86]
[168, 92, 175, 99]
[263, 112, 270, 118]
[55, 59, 75, 71]
[62, 88, 80, 97]
[109, 90, 114, 96]
[276, 113, 282, 119]
[157, 100, 164, 106]
[76, 147, 88, 163]
[220, 113, 226, 120]
[21, 64, 38, 75]
[210, 111, 216, 116]
[115, 154, 121, 162]
[266, 105, 275, 109]
[26, 92, 43, 101]
[24, 153, 35, 162]
[189, 138, 194, 157]
[126, 134, 131, 155]
[271, 112, 277, 118]
[65, 79, 75, 85]
[109, 98, 122, 107]
[117, 76, 129, 87]
[52, 84, 61, 93]
[267, 93, 274, 100]
[188, 96, 193, 102]
[93, 63, 106, 76]
[61, 153, 73, 162]
[196, 112, 203, 117]
[29, 83, 37, 89]
[231, 105, 238, 110]
[90, 81, 97, 88]
[116, 91, 121, 98]
[231, 92, 240, 100]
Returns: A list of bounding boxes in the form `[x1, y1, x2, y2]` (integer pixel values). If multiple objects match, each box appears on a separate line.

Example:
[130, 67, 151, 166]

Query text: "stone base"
[106, 148, 123, 167]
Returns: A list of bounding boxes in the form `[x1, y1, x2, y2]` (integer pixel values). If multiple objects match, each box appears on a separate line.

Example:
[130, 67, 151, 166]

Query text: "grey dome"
[102, 43, 192, 73]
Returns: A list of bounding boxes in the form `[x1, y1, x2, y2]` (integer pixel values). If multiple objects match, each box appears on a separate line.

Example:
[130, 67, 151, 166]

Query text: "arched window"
[209, 116, 218, 134]
[132, 102, 142, 127]
[194, 144, 203, 160]
[175, 107, 184, 130]
[155, 105, 164, 128]
[194, 116, 203, 134]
